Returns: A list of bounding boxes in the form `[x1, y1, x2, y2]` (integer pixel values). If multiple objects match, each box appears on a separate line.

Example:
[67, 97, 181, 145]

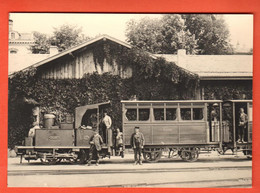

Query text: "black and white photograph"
[8, 13, 253, 188]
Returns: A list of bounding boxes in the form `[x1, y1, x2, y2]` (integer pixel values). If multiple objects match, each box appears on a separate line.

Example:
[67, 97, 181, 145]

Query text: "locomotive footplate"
[15, 145, 110, 164]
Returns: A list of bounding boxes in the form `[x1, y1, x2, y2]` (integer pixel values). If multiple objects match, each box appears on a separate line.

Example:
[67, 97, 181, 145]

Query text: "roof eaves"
[16, 34, 133, 73]
[199, 76, 253, 80]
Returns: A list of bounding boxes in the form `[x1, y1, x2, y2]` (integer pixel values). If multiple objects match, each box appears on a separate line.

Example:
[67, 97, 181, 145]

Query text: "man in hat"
[130, 126, 145, 165]
[87, 128, 103, 166]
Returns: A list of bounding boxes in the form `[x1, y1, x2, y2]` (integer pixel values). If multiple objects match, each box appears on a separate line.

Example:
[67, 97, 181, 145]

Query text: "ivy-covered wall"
[202, 80, 252, 100]
[8, 44, 252, 149]
[8, 47, 200, 148]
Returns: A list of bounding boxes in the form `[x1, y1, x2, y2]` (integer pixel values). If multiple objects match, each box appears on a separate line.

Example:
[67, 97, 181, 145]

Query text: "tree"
[126, 15, 198, 54]
[182, 14, 234, 54]
[126, 17, 164, 53]
[126, 14, 233, 55]
[160, 14, 197, 54]
[50, 24, 89, 52]
[29, 32, 50, 54]
[30, 24, 90, 54]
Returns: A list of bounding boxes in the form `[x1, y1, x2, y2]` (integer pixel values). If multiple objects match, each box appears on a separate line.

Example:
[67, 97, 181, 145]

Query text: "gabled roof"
[9, 34, 253, 80]
[19, 34, 132, 72]
[156, 54, 253, 80]
[9, 35, 132, 76]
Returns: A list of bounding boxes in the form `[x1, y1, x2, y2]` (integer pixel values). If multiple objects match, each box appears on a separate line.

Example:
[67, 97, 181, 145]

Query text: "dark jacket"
[130, 132, 145, 149]
[90, 134, 103, 151]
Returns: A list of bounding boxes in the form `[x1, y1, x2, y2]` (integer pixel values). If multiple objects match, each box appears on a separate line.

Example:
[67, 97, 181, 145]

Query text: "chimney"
[49, 46, 59, 56]
[9, 19, 13, 32]
[177, 49, 187, 69]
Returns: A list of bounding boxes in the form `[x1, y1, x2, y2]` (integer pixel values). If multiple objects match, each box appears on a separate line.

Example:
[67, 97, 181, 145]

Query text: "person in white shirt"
[28, 122, 41, 145]
[102, 111, 112, 153]
[103, 112, 112, 129]
[28, 122, 40, 138]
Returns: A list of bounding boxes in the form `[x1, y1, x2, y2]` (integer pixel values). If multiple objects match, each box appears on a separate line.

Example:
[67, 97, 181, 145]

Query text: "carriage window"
[154, 108, 164, 121]
[193, 108, 204, 120]
[181, 108, 191, 120]
[139, 109, 150, 121]
[166, 108, 177, 120]
[248, 107, 252, 121]
[125, 109, 137, 121]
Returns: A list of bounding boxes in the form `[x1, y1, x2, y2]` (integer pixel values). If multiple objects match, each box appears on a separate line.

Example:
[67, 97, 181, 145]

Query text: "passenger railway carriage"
[122, 100, 252, 162]
[15, 99, 252, 164]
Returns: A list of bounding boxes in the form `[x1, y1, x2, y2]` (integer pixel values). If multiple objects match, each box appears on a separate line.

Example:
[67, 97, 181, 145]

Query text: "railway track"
[96, 177, 252, 188]
[8, 165, 251, 176]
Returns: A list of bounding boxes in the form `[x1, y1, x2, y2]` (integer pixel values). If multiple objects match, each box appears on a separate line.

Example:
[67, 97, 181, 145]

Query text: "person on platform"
[237, 108, 248, 143]
[116, 128, 124, 157]
[102, 111, 112, 145]
[130, 126, 145, 165]
[28, 122, 41, 146]
[87, 128, 103, 166]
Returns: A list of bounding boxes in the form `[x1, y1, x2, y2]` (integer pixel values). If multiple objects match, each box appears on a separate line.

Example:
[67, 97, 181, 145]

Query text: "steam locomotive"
[15, 99, 252, 164]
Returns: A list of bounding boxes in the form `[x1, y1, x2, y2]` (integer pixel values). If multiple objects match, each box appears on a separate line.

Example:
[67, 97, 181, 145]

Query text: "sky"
[9, 13, 253, 49]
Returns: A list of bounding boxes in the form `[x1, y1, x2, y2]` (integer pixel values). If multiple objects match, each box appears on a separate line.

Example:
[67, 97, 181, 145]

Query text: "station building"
[9, 34, 253, 100]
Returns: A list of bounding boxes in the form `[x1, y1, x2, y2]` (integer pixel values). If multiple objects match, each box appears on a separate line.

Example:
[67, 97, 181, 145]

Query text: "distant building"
[8, 19, 59, 75]
[234, 41, 252, 55]
[8, 19, 35, 55]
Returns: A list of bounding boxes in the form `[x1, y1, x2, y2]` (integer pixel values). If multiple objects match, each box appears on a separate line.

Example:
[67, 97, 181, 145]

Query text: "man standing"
[116, 128, 124, 157]
[131, 126, 145, 165]
[237, 108, 248, 143]
[28, 122, 41, 145]
[87, 128, 103, 166]
[102, 111, 112, 145]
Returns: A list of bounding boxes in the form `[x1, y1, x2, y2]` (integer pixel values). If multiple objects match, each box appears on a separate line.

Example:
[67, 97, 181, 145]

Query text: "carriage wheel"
[40, 158, 57, 165]
[143, 150, 162, 163]
[169, 149, 179, 158]
[243, 150, 252, 160]
[56, 158, 62, 163]
[180, 149, 199, 162]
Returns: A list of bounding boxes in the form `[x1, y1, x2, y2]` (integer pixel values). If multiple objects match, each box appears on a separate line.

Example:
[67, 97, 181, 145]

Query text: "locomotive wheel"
[77, 150, 87, 164]
[143, 151, 162, 163]
[180, 149, 199, 162]
[40, 158, 57, 165]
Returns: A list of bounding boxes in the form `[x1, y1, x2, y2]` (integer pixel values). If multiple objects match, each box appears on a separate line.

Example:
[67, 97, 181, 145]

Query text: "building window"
[10, 49, 18, 54]
[11, 32, 15, 39]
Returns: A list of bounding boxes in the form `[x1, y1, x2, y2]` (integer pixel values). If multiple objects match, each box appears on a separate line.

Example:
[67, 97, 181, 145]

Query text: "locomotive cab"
[15, 101, 114, 164]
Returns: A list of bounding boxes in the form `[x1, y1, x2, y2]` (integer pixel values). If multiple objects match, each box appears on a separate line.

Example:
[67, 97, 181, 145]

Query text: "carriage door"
[247, 102, 253, 143]
[208, 103, 220, 142]
[222, 102, 233, 143]
[234, 102, 248, 142]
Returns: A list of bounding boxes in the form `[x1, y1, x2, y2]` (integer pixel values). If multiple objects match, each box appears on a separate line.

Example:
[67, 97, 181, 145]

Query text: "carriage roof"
[121, 100, 223, 104]
[223, 100, 252, 103]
